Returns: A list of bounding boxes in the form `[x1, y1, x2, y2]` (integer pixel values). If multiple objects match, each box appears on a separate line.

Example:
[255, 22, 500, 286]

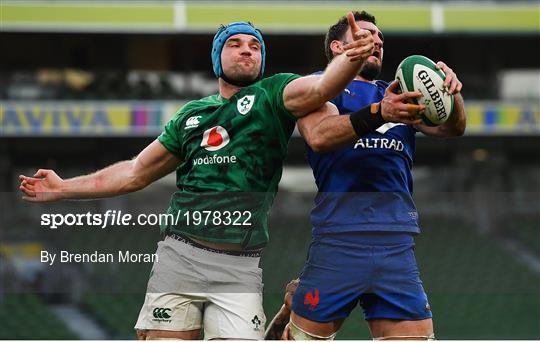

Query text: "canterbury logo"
[153, 308, 172, 319]
[186, 116, 201, 129]
[304, 289, 320, 311]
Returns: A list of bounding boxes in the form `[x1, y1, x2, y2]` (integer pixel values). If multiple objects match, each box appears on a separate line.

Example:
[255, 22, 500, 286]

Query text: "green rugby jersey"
[158, 73, 300, 249]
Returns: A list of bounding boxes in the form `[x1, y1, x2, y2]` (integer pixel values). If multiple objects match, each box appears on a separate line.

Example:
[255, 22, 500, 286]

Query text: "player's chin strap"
[373, 333, 436, 340]
[288, 320, 337, 340]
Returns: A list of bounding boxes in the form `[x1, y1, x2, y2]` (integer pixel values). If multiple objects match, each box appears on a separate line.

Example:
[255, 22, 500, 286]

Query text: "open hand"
[19, 169, 64, 202]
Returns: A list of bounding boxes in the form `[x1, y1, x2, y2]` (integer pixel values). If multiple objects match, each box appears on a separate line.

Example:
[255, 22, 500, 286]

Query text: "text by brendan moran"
[40, 250, 157, 266]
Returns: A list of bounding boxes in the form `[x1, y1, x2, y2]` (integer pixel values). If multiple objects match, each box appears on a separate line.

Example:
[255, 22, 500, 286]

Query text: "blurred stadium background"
[1, 0, 539, 339]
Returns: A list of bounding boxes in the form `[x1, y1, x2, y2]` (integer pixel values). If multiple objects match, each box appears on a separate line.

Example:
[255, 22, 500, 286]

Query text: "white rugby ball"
[395, 55, 454, 126]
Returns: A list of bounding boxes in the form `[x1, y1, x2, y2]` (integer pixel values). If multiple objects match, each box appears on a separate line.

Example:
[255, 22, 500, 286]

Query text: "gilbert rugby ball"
[395, 55, 454, 126]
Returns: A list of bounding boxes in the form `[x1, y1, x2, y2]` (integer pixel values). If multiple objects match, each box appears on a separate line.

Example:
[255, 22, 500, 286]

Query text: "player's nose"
[373, 34, 383, 47]
[239, 43, 252, 55]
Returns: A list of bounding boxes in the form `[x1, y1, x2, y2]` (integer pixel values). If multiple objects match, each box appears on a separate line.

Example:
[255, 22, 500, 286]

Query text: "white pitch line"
[498, 238, 540, 275]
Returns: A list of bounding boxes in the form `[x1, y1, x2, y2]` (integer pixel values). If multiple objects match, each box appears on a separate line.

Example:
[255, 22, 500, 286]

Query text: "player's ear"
[330, 40, 344, 56]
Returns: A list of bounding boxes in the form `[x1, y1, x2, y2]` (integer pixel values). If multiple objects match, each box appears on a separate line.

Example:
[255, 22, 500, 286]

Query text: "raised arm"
[19, 139, 180, 202]
[283, 12, 374, 117]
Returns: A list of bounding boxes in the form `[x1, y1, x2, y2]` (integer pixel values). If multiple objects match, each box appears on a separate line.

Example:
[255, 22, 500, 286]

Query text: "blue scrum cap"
[211, 21, 266, 79]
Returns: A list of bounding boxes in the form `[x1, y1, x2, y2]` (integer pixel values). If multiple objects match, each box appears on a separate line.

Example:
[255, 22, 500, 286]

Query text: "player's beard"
[359, 60, 382, 81]
[222, 65, 260, 87]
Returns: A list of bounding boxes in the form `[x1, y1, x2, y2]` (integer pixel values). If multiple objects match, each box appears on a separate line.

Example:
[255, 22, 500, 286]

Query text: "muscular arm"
[19, 139, 180, 202]
[284, 54, 366, 117]
[283, 13, 374, 118]
[416, 92, 466, 137]
[299, 81, 425, 153]
[298, 102, 357, 153]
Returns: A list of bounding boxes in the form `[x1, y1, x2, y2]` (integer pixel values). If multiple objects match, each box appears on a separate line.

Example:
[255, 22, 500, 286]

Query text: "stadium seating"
[82, 293, 144, 339]
[415, 218, 540, 339]
[509, 218, 540, 254]
[70, 228, 156, 338]
[0, 293, 77, 339]
[1, 69, 218, 101]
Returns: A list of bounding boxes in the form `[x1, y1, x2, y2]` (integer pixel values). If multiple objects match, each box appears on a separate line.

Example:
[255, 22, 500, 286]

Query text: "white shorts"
[134, 235, 266, 340]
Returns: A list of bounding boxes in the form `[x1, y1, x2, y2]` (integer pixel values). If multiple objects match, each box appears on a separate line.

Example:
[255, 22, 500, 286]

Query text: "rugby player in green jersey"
[20, 13, 377, 340]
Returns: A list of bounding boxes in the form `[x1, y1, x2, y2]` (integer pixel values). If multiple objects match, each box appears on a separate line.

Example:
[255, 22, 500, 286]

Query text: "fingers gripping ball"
[395, 55, 454, 126]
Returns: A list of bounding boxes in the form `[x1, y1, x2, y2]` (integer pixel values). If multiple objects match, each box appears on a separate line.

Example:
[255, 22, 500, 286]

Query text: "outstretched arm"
[19, 139, 180, 202]
[299, 81, 424, 153]
[283, 12, 375, 117]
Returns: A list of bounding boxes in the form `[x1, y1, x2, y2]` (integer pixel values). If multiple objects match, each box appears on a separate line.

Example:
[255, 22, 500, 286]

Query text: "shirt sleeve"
[157, 102, 194, 159]
[264, 73, 301, 121]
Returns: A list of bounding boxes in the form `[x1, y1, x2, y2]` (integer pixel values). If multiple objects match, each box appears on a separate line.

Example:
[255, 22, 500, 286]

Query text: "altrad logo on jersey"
[354, 137, 404, 151]
[353, 123, 405, 152]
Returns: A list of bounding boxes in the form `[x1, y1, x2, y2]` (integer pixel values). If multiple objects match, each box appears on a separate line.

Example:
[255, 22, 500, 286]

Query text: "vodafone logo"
[201, 126, 230, 151]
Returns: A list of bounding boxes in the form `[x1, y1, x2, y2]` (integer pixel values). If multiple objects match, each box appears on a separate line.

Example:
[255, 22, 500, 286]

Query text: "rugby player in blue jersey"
[265, 11, 466, 340]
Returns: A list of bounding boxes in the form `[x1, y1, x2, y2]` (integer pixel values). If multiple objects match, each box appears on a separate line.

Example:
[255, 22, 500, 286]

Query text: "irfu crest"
[237, 95, 255, 115]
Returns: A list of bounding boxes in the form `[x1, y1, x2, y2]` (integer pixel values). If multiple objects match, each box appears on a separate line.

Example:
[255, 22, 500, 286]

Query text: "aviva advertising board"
[0, 101, 538, 136]
[0, 101, 183, 136]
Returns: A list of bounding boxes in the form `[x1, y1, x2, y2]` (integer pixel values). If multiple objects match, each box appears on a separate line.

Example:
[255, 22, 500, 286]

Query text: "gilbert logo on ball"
[395, 55, 454, 126]
[201, 126, 230, 151]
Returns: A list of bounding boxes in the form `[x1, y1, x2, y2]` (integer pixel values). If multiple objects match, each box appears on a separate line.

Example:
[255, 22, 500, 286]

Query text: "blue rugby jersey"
[306, 79, 420, 234]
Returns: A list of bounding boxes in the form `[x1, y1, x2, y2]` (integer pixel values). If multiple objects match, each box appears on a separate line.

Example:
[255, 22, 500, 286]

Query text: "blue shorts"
[291, 232, 432, 322]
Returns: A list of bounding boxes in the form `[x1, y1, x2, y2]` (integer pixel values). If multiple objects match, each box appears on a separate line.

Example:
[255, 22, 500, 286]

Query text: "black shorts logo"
[251, 315, 262, 331]
[152, 307, 172, 322]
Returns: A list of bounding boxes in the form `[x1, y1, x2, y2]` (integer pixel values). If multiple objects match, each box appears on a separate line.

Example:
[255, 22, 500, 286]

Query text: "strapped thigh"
[288, 320, 337, 340]
[373, 333, 436, 340]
